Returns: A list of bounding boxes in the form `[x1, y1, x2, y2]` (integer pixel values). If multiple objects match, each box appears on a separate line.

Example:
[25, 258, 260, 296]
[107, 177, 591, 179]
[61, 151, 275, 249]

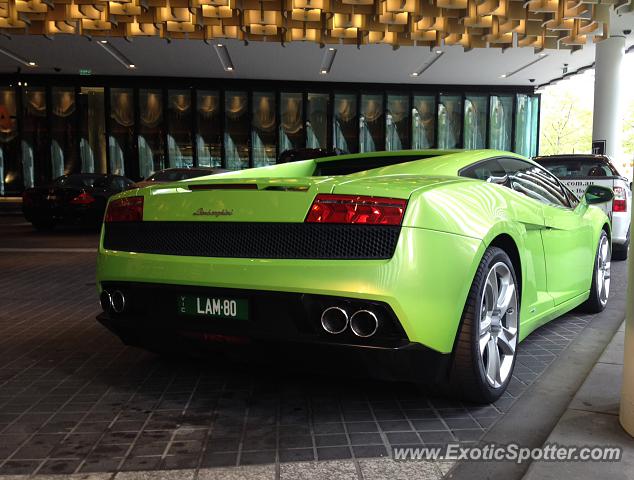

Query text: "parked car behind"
[23, 174, 134, 230]
[278, 148, 346, 163]
[132, 167, 227, 189]
[533, 154, 631, 260]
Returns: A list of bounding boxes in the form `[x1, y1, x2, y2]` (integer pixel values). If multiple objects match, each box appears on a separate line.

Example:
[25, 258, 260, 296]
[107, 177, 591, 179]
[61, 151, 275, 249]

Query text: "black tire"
[448, 247, 519, 404]
[581, 230, 610, 313]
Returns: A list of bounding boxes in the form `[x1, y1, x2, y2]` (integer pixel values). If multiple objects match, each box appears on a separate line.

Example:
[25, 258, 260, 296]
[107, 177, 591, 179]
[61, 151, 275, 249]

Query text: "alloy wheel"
[597, 234, 611, 307]
[479, 262, 518, 389]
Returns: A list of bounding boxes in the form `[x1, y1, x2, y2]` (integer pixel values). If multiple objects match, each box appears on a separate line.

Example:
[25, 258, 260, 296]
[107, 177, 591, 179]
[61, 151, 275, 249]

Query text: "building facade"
[0, 74, 539, 196]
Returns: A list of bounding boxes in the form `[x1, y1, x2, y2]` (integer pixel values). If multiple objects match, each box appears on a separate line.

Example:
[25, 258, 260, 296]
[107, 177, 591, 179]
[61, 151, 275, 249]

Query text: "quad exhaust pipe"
[100, 289, 126, 314]
[320, 306, 379, 337]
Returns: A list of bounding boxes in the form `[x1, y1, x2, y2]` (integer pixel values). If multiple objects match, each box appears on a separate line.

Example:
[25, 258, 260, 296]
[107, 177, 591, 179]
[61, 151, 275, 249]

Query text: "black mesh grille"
[103, 222, 401, 259]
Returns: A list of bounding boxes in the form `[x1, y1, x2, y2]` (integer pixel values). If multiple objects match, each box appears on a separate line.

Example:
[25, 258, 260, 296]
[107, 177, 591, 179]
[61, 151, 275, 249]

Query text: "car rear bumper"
[611, 211, 630, 245]
[24, 204, 102, 224]
[96, 308, 452, 383]
[96, 226, 485, 353]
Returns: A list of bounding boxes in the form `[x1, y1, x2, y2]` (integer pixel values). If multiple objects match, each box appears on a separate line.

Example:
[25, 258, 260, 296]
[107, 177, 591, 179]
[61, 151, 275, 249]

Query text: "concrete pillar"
[592, 36, 625, 158]
[621, 226, 634, 436]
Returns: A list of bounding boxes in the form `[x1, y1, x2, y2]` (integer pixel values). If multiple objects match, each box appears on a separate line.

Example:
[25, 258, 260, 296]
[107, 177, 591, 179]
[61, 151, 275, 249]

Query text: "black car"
[22, 174, 135, 230]
[278, 148, 346, 163]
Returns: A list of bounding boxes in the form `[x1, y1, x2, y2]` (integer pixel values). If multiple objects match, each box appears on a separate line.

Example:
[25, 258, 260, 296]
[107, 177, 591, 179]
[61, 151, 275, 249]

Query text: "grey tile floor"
[0, 252, 603, 476]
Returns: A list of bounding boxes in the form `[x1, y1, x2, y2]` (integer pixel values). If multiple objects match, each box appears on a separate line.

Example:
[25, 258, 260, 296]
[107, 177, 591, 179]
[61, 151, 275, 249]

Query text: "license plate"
[177, 295, 249, 320]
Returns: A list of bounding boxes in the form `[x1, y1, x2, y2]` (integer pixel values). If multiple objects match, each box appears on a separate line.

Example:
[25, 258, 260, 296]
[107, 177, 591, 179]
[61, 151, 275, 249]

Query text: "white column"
[592, 36, 625, 158]
[622, 222, 634, 436]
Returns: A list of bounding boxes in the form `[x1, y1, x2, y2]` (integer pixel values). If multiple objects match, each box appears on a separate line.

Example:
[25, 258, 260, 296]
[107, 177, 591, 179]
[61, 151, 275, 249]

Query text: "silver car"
[534, 154, 631, 260]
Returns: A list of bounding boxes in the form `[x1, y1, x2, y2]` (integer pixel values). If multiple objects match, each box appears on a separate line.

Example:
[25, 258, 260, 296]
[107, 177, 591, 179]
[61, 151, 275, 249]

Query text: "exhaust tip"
[99, 290, 112, 312]
[111, 290, 126, 313]
[321, 306, 348, 334]
[350, 310, 379, 338]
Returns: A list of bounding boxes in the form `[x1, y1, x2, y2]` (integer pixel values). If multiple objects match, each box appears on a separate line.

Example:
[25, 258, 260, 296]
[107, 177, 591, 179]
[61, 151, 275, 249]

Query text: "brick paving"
[0, 251, 618, 476]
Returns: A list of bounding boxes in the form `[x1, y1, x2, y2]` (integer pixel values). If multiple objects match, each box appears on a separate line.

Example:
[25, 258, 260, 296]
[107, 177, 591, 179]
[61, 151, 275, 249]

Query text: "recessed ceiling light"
[100, 40, 108, 44]
[0, 46, 38, 68]
[410, 50, 444, 77]
[503, 55, 549, 78]
[500, 74, 507, 78]
[97, 41, 137, 70]
[319, 48, 337, 75]
[214, 44, 235, 72]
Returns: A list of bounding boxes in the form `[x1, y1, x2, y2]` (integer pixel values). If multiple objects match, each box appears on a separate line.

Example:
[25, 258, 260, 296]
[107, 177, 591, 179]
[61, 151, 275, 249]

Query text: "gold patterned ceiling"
[1, 0, 632, 51]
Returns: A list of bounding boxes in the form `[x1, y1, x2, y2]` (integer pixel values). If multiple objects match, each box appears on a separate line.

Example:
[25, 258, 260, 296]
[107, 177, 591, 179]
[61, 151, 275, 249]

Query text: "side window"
[499, 158, 570, 208]
[460, 159, 506, 181]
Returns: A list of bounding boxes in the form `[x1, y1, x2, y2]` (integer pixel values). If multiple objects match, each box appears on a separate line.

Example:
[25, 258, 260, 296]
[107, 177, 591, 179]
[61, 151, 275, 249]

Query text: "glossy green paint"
[97, 149, 611, 353]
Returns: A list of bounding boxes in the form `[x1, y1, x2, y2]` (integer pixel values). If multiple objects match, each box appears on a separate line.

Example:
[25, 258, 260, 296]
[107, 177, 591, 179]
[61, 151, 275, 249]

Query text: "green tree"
[539, 85, 593, 155]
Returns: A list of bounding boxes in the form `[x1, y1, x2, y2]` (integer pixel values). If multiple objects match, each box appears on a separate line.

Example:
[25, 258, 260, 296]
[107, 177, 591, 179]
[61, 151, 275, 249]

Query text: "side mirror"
[584, 185, 614, 205]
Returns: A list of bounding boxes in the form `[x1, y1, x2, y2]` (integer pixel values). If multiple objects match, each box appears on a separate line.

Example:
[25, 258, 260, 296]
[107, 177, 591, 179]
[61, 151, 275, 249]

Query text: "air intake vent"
[103, 222, 401, 259]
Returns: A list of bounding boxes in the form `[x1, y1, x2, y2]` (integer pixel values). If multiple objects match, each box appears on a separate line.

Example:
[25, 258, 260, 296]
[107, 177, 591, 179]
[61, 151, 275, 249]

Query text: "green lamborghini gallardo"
[96, 150, 613, 403]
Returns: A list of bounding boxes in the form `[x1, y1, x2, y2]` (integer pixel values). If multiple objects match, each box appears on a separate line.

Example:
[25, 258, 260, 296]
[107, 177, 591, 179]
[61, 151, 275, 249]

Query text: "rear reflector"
[305, 194, 407, 225]
[105, 196, 144, 223]
[70, 192, 95, 205]
[613, 187, 627, 212]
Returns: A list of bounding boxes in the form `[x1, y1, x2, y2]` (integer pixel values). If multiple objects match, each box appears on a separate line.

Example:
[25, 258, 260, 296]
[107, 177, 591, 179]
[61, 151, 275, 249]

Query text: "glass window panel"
[412, 95, 435, 149]
[138, 89, 165, 177]
[529, 96, 539, 157]
[489, 95, 513, 151]
[51, 87, 78, 177]
[167, 89, 193, 168]
[224, 91, 249, 170]
[196, 90, 221, 167]
[333, 93, 358, 153]
[78, 87, 106, 174]
[307, 93, 329, 149]
[279, 92, 304, 154]
[22, 87, 47, 187]
[360, 94, 384, 152]
[109, 88, 134, 177]
[386, 94, 410, 151]
[252, 91, 277, 167]
[515, 94, 540, 157]
[0, 87, 21, 195]
[463, 95, 487, 150]
[438, 94, 462, 149]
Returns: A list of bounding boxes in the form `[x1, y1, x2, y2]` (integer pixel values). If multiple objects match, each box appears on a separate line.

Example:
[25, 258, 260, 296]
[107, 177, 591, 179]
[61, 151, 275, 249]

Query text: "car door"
[500, 158, 594, 306]
[460, 158, 553, 323]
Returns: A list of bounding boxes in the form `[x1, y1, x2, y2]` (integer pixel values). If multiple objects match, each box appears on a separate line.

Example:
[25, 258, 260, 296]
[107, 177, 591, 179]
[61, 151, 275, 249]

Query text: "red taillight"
[105, 196, 144, 223]
[70, 192, 95, 205]
[305, 194, 407, 225]
[613, 187, 627, 212]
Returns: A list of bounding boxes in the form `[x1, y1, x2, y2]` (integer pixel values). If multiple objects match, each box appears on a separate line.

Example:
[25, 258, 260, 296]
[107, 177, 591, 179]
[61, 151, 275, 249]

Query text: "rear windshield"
[313, 154, 436, 176]
[536, 158, 620, 179]
[53, 175, 100, 188]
